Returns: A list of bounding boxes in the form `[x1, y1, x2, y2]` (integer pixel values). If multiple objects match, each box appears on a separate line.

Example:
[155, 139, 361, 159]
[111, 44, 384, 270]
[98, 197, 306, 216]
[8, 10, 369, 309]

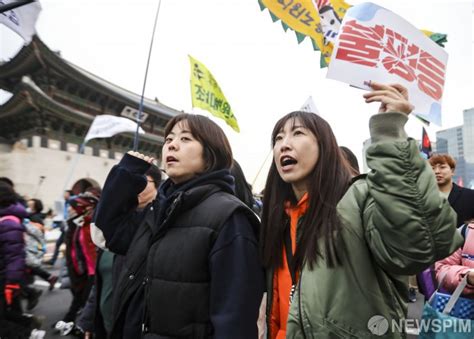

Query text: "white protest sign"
[327, 2, 448, 125]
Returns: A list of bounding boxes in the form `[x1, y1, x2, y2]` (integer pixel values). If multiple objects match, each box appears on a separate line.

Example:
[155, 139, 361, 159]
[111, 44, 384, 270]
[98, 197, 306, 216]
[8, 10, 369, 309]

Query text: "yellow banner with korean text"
[189, 55, 240, 133]
[260, 0, 350, 66]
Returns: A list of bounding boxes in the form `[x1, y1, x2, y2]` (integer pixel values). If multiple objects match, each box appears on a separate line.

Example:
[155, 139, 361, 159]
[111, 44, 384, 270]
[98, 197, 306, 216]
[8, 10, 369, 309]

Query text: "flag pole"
[33, 175, 46, 198]
[0, 0, 35, 14]
[251, 149, 273, 189]
[133, 0, 163, 151]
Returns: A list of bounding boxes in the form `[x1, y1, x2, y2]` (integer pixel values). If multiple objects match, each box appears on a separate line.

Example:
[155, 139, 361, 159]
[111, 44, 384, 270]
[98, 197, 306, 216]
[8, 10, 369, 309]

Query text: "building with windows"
[436, 127, 463, 158]
[462, 108, 474, 163]
[435, 108, 474, 188]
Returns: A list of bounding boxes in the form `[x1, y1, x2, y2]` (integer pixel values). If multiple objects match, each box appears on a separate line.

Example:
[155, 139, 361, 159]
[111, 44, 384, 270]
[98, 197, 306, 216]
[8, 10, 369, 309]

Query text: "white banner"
[300, 96, 319, 114]
[84, 115, 145, 143]
[0, 0, 42, 43]
[327, 2, 448, 125]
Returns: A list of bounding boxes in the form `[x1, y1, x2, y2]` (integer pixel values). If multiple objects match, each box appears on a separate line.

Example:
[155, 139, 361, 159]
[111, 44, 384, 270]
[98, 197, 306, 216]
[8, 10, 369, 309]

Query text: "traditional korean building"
[0, 35, 180, 206]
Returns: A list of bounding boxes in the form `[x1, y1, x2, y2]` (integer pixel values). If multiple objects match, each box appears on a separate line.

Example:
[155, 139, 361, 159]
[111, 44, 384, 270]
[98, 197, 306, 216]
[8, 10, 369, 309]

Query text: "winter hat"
[68, 189, 100, 215]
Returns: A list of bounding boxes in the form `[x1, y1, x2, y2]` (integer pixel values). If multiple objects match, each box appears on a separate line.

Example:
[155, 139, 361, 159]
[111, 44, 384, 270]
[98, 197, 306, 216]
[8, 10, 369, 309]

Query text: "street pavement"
[29, 260, 75, 338]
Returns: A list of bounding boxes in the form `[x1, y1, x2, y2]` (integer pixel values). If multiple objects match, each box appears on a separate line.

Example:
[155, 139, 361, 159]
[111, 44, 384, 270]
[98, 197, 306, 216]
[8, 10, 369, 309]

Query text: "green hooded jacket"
[280, 112, 463, 338]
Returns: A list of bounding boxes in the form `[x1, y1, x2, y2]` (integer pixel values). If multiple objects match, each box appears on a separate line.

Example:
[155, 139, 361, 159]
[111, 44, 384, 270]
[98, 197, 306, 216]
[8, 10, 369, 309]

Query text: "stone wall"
[0, 136, 122, 211]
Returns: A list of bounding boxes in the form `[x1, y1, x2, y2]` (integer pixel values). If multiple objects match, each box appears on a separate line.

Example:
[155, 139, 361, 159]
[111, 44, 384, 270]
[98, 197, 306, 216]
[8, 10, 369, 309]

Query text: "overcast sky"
[1, 0, 473, 191]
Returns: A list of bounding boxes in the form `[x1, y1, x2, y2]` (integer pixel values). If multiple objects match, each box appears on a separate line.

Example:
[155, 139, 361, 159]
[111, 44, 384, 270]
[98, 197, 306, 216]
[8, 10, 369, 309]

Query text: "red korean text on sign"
[381, 29, 445, 100]
[382, 29, 417, 82]
[335, 20, 446, 101]
[417, 51, 445, 100]
[335, 20, 384, 67]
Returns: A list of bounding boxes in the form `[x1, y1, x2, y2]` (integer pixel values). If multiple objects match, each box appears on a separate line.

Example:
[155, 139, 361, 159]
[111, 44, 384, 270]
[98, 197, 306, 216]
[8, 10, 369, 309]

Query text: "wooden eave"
[0, 76, 164, 144]
[0, 35, 181, 121]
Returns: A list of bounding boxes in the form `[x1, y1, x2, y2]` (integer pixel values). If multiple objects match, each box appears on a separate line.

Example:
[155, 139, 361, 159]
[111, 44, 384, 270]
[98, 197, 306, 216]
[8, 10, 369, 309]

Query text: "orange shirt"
[270, 193, 309, 339]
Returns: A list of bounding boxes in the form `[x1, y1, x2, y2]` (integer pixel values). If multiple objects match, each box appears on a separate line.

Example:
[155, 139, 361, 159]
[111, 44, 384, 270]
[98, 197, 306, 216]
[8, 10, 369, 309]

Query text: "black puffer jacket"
[94, 154, 265, 339]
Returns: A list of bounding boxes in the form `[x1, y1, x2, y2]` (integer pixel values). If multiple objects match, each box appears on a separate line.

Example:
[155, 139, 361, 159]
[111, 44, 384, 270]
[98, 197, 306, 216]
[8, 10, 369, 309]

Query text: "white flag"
[0, 0, 42, 43]
[300, 96, 319, 114]
[84, 115, 145, 143]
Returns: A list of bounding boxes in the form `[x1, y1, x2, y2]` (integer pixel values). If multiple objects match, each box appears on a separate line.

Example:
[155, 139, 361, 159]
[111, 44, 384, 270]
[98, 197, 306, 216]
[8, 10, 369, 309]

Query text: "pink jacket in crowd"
[435, 222, 474, 296]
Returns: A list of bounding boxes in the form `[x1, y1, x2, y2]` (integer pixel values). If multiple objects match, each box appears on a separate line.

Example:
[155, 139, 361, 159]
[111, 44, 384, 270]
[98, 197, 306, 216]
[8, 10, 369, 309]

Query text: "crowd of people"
[0, 179, 57, 338]
[1, 82, 474, 338]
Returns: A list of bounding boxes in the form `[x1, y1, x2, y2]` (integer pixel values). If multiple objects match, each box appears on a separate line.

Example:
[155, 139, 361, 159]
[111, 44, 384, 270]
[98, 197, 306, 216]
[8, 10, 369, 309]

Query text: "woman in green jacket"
[260, 82, 462, 338]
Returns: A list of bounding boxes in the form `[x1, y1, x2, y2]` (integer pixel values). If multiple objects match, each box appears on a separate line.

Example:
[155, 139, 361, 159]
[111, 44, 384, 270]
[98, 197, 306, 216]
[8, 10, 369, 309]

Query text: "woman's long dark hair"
[260, 111, 352, 271]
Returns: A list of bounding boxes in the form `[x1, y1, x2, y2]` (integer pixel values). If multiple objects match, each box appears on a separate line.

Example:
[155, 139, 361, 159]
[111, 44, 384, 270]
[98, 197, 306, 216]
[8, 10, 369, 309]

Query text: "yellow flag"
[189, 55, 240, 133]
[260, 0, 350, 66]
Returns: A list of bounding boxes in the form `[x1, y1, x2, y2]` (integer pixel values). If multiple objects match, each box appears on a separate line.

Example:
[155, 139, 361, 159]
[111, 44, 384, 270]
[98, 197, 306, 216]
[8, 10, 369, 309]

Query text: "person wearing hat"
[54, 188, 101, 335]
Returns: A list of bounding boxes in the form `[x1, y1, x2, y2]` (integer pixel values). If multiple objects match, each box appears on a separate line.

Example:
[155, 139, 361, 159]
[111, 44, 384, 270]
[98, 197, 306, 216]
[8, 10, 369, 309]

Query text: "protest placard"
[327, 2, 448, 125]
